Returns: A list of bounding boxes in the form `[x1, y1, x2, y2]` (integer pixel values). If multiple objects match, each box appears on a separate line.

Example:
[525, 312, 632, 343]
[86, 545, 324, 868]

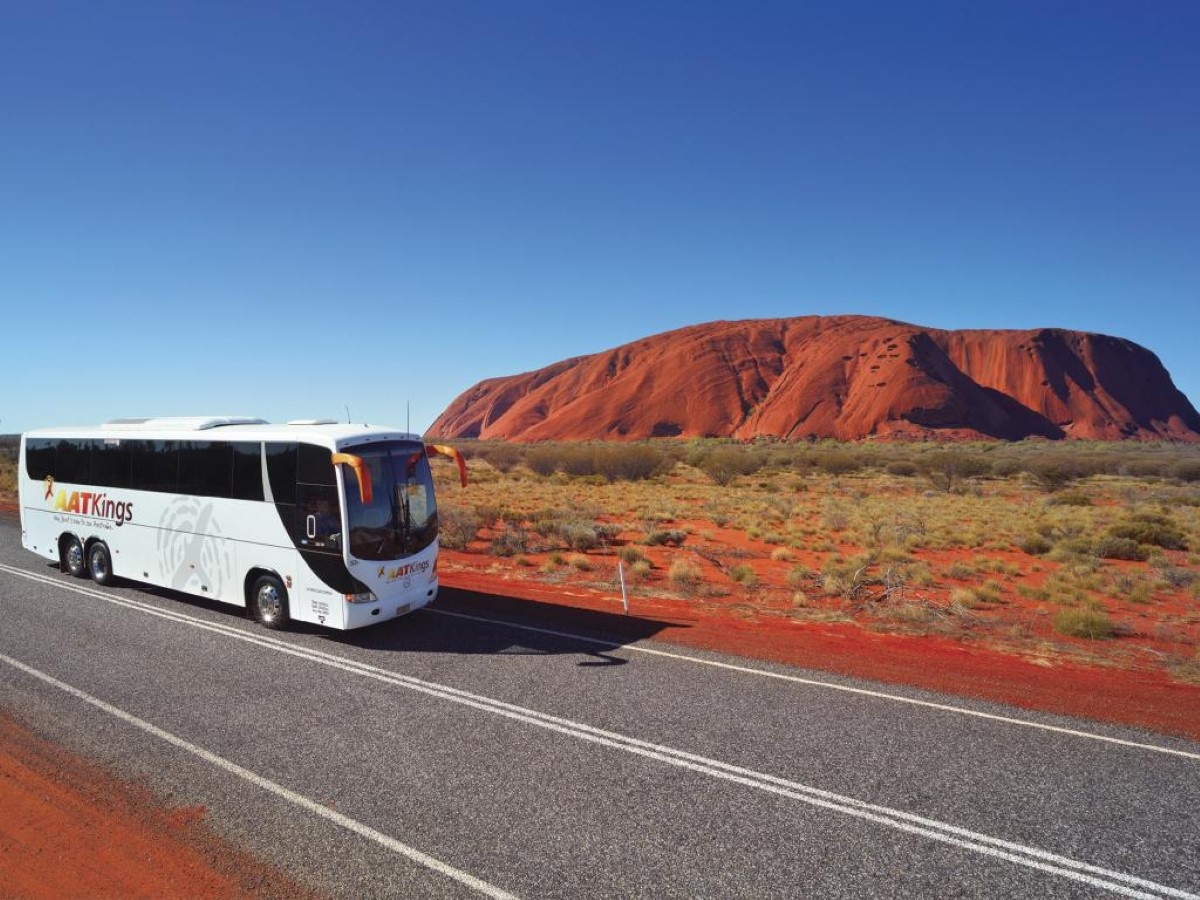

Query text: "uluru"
[429, 316, 1200, 443]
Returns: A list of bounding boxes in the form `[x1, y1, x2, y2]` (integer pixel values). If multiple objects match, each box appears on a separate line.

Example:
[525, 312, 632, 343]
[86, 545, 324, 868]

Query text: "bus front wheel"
[62, 536, 86, 578]
[251, 575, 289, 630]
[88, 542, 114, 586]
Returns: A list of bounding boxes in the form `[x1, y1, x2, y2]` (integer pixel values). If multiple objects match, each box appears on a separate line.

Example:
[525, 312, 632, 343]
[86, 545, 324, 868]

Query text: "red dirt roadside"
[0, 714, 313, 900]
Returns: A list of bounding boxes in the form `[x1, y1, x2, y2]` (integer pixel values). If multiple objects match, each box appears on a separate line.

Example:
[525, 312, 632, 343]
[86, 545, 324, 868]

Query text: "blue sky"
[3, 1, 1197, 436]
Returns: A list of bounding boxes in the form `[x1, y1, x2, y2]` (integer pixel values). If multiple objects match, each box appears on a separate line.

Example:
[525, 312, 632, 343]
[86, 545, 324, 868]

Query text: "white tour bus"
[18, 417, 466, 630]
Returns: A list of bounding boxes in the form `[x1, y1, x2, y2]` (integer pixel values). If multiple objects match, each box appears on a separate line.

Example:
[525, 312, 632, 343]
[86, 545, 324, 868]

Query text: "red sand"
[0, 713, 312, 900]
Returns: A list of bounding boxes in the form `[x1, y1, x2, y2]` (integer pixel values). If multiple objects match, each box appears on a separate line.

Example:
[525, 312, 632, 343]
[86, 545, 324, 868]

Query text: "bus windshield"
[341, 441, 438, 561]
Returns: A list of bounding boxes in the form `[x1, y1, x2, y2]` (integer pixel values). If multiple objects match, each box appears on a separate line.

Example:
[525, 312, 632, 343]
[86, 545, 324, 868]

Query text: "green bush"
[618, 547, 647, 565]
[437, 507, 482, 550]
[1107, 513, 1188, 551]
[697, 448, 762, 486]
[559, 522, 602, 552]
[667, 558, 703, 590]
[1028, 458, 1080, 492]
[1094, 537, 1150, 562]
[728, 564, 758, 585]
[1017, 534, 1053, 556]
[812, 451, 863, 476]
[919, 451, 991, 492]
[489, 524, 529, 557]
[483, 445, 523, 473]
[1173, 460, 1200, 483]
[1053, 607, 1115, 639]
[594, 445, 669, 482]
[645, 529, 687, 547]
[525, 447, 560, 477]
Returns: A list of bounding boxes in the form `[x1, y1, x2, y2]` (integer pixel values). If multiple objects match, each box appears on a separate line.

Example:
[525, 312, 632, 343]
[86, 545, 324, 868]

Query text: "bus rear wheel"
[251, 575, 289, 630]
[62, 536, 86, 578]
[88, 542, 114, 586]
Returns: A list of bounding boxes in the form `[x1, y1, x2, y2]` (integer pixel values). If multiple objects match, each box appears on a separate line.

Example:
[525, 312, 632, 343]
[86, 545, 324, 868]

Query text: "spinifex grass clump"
[1053, 606, 1117, 639]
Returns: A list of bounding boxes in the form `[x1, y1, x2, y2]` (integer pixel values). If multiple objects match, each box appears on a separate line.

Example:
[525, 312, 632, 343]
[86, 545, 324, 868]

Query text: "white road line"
[428, 608, 1200, 762]
[2, 563, 1196, 899]
[0, 651, 519, 900]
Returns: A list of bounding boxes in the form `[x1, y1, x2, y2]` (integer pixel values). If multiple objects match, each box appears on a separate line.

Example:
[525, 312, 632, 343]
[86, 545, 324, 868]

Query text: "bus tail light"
[345, 590, 378, 604]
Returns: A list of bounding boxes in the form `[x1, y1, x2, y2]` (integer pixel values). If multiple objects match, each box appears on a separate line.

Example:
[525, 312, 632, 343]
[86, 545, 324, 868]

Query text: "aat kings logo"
[46, 477, 135, 526]
[377, 560, 431, 582]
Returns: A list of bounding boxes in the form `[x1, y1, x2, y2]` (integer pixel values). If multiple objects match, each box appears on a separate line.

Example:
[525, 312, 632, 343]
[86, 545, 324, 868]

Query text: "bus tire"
[88, 542, 114, 586]
[251, 575, 289, 630]
[62, 536, 86, 578]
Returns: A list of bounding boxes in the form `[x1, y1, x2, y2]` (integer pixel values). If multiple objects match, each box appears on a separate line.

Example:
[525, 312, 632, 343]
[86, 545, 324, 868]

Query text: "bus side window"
[91, 439, 131, 489]
[55, 439, 90, 484]
[24, 439, 55, 481]
[265, 443, 298, 504]
[179, 441, 233, 498]
[231, 442, 264, 501]
[130, 441, 180, 493]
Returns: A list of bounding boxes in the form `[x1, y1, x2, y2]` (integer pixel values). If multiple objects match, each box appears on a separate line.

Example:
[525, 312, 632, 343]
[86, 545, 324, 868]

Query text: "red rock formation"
[429, 316, 1200, 442]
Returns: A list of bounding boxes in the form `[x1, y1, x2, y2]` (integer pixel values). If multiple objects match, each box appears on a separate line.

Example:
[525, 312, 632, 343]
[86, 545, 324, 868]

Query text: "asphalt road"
[1, 518, 1197, 899]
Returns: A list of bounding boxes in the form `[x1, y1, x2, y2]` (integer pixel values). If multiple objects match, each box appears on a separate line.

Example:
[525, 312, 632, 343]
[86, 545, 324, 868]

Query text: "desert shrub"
[557, 446, 598, 477]
[990, 458, 1023, 478]
[438, 507, 482, 550]
[1152, 564, 1197, 589]
[667, 558, 703, 590]
[645, 529, 687, 547]
[567, 553, 592, 571]
[626, 559, 652, 581]
[886, 460, 918, 477]
[944, 561, 975, 579]
[728, 564, 757, 586]
[1094, 537, 1150, 562]
[697, 447, 763, 486]
[919, 451, 991, 492]
[1028, 457, 1081, 492]
[1053, 607, 1116, 639]
[594, 445, 670, 482]
[489, 524, 529, 557]
[786, 565, 812, 587]
[1107, 512, 1188, 550]
[812, 451, 863, 476]
[1048, 537, 1097, 560]
[525, 447, 560, 477]
[483, 444, 523, 473]
[474, 504, 517, 526]
[1173, 460, 1200, 483]
[820, 498, 850, 531]
[1116, 457, 1170, 479]
[559, 521, 603, 552]
[1017, 534, 1053, 556]
[618, 547, 647, 565]
[1047, 489, 1092, 507]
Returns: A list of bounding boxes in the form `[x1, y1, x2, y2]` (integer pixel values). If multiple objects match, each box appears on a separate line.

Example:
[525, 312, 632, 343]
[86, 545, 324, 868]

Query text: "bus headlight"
[344, 590, 378, 604]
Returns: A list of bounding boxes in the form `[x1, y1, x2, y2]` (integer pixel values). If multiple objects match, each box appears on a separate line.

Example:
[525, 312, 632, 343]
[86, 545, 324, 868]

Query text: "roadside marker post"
[618, 561, 629, 614]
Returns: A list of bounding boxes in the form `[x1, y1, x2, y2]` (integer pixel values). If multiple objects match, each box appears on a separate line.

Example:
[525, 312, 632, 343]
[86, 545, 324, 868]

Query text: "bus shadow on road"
[326, 586, 687, 666]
